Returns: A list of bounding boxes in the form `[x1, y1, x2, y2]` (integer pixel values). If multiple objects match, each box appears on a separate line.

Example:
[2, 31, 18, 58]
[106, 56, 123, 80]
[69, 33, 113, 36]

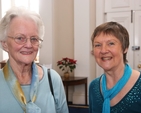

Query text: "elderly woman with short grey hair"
[0, 7, 68, 113]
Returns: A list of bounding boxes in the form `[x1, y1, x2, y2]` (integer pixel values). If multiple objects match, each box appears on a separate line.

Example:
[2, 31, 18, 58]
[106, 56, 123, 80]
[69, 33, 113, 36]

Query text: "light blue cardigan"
[0, 65, 68, 113]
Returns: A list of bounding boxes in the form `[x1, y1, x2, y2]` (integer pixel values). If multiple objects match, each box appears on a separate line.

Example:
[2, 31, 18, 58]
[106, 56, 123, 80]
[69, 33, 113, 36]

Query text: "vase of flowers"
[57, 57, 77, 78]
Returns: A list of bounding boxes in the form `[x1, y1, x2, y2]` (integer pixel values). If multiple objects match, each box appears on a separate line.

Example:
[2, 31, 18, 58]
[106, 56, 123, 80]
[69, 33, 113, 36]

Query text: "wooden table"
[0, 61, 6, 68]
[61, 77, 87, 105]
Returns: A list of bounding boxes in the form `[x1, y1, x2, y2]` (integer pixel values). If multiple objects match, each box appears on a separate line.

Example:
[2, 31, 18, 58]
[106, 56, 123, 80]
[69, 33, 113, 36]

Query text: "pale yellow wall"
[53, 0, 74, 76]
[90, 0, 96, 81]
[72, 0, 96, 104]
[53, 0, 96, 79]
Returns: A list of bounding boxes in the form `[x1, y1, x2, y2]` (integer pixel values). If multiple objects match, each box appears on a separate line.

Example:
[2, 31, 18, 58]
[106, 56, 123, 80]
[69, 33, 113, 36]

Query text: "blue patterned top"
[89, 73, 141, 113]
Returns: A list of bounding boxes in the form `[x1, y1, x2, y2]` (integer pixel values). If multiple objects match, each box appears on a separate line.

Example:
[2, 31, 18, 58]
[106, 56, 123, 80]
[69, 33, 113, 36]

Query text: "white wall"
[73, 0, 96, 104]
[95, 0, 105, 77]
[39, 0, 53, 65]
[0, 1, 7, 61]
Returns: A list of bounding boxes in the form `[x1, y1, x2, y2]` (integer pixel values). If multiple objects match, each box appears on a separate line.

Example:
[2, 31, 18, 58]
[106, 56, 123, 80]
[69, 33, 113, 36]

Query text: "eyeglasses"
[8, 34, 43, 46]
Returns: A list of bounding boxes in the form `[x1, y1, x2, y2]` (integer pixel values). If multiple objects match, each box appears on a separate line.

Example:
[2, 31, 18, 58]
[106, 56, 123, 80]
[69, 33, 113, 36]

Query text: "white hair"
[0, 6, 44, 41]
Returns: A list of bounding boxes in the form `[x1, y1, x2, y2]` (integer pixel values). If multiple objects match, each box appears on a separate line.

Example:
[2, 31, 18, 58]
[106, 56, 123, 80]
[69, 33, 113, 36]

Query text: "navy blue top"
[89, 73, 141, 113]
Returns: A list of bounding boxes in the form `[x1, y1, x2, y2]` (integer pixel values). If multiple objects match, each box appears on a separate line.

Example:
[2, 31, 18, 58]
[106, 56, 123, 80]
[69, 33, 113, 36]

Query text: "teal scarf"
[3, 60, 41, 113]
[101, 64, 132, 113]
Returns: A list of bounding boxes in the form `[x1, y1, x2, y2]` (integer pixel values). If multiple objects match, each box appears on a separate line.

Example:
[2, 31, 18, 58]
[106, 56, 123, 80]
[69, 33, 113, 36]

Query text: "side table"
[61, 77, 87, 105]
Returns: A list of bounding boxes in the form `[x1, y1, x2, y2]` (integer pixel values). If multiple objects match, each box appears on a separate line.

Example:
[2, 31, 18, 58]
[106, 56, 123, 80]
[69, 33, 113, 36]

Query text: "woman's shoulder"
[89, 76, 102, 89]
[131, 69, 141, 84]
[41, 65, 62, 81]
[132, 69, 140, 76]
[135, 70, 141, 84]
[0, 69, 4, 79]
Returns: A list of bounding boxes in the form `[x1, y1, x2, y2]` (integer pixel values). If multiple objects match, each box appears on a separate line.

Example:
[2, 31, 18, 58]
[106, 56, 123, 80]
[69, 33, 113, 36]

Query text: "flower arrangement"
[57, 57, 77, 73]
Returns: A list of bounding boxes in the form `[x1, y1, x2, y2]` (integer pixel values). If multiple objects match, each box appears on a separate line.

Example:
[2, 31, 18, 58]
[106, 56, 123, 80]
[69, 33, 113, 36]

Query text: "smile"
[101, 57, 112, 61]
[21, 51, 33, 55]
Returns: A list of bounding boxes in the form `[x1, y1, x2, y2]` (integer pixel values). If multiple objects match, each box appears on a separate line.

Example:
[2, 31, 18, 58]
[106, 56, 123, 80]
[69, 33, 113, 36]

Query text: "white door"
[134, 0, 141, 10]
[106, 12, 134, 68]
[105, 0, 141, 12]
[105, 0, 133, 12]
[106, 11, 141, 71]
[134, 11, 141, 71]
[95, 0, 141, 77]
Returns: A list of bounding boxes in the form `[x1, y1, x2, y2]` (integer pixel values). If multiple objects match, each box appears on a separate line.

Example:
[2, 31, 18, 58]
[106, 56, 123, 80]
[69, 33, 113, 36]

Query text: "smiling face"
[2, 16, 39, 65]
[93, 33, 127, 71]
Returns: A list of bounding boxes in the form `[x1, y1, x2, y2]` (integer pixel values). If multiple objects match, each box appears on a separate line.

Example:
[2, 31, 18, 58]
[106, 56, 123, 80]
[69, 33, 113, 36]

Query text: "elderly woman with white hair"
[0, 7, 68, 113]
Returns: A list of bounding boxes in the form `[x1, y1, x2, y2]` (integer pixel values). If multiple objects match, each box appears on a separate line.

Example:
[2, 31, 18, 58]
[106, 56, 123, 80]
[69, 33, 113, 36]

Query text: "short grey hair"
[0, 6, 44, 41]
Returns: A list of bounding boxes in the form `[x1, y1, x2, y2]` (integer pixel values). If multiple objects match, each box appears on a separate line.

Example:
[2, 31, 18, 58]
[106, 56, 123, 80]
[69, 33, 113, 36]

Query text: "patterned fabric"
[89, 73, 141, 113]
[0, 62, 69, 113]
[3, 61, 40, 113]
[101, 64, 132, 113]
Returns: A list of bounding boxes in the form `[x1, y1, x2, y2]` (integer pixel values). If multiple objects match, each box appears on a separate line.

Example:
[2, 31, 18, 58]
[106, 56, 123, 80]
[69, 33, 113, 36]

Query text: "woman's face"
[93, 33, 127, 71]
[3, 17, 39, 65]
